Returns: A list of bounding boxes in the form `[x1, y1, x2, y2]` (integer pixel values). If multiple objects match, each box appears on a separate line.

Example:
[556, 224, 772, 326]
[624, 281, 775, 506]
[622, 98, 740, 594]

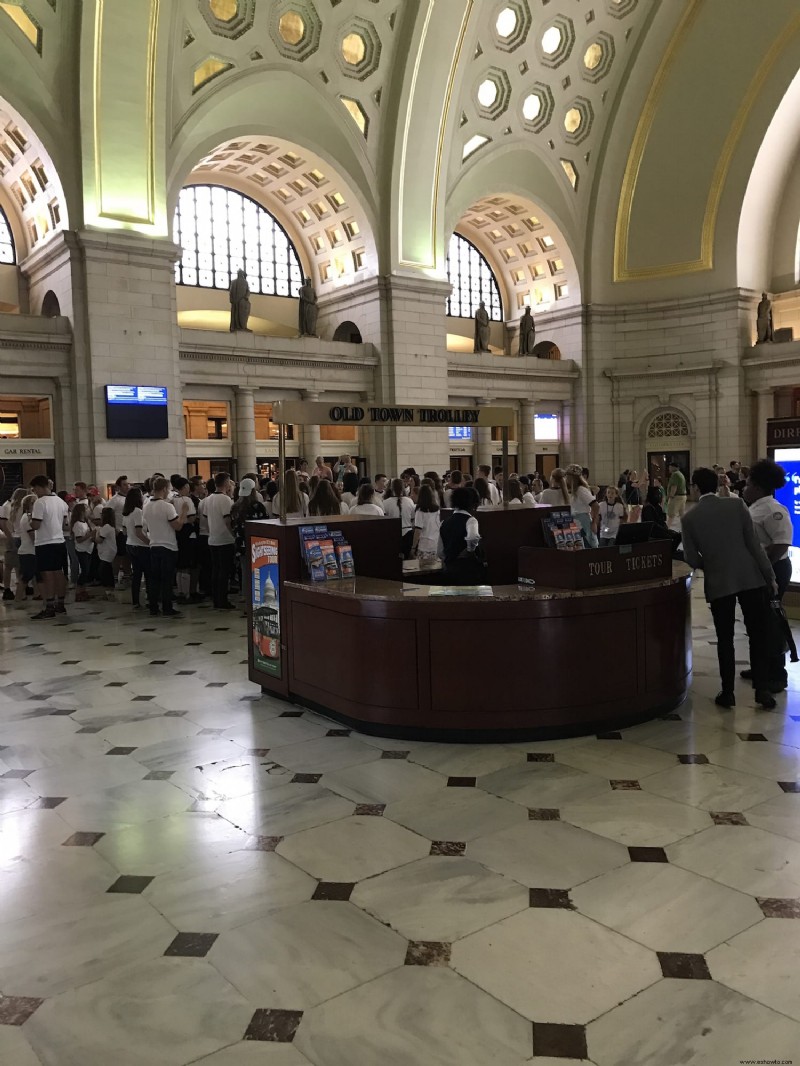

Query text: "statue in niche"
[229, 270, 251, 332]
[473, 301, 491, 352]
[518, 306, 535, 355]
[756, 292, 774, 343]
[298, 277, 319, 337]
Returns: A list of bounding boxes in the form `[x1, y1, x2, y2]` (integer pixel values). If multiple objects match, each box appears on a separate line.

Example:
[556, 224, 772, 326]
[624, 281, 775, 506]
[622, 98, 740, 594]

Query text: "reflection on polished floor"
[1, 584, 800, 1066]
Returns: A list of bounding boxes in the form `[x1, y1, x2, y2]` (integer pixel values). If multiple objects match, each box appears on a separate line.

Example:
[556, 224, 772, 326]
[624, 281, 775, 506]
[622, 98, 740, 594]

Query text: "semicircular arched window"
[446, 232, 503, 321]
[0, 204, 16, 264]
[647, 411, 690, 439]
[173, 184, 304, 297]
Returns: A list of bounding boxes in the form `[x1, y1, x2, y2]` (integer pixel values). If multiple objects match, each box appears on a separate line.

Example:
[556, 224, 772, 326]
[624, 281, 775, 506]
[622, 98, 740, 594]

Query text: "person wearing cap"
[232, 478, 268, 598]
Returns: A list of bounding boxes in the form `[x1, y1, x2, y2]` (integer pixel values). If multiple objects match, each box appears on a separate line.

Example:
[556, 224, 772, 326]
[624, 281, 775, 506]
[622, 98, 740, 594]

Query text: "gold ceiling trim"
[92, 0, 159, 226]
[616, 1, 800, 282]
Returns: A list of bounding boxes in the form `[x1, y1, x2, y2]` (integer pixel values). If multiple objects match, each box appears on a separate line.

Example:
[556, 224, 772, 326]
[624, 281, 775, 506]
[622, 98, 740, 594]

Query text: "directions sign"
[271, 401, 514, 427]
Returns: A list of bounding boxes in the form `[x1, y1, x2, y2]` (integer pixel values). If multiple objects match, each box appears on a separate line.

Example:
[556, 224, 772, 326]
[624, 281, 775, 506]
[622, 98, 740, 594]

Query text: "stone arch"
[332, 320, 362, 343]
[40, 290, 61, 317]
[637, 404, 696, 479]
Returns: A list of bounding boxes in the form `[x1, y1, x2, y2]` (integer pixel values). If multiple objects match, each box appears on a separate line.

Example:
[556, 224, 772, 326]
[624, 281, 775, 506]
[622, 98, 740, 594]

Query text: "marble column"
[301, 390, 322, 463]
[755, 387, 775, 460]
[518, 399, 537, 474]
[476, 398, 495, 469]
[235, 387, 257, 477]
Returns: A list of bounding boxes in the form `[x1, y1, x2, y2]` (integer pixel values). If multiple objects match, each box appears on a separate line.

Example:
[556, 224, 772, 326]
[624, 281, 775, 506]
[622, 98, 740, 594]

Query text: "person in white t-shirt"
[29, 475, 69, 619]
[350, 483, 386, 516]
[122, 487, 150, 609]
[142, 477, 188, 618]
[16, 494, 38, 601]
[69, 502, 95, 601]
[566, 465, 599, 548]
[107, 475, 131, 585]
[0, 488, 26, 601]
[202, 471, 236, 610]
[95, 506, 118, 594]
[383, 478, 416, 558]
[411, 485, 442, 564]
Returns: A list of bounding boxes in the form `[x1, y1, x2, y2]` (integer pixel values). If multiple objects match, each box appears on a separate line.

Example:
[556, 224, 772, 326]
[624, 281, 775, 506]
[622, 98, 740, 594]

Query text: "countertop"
[285, 563, 692, 603]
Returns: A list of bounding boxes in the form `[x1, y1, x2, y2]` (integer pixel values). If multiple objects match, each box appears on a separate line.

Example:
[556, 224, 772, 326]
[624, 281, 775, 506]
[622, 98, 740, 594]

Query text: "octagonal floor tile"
[705, 741, 800, 782]
[571, 861, 762, 952]
[57, 779, 191, 831]
[265, 736, 382, 775]
[468, 819, 629, 888]
[94, 812, 248, 876]
[322, 759, 446, 806]
[209, 900, 406, 1009]
[0, 894, 175, 997]
[745, 793, 800, 842]
[478, 761, 608, 808]
[276, 814, 429, 882]
[0, 1028, 42, 1066]
[1, 845, 119, 922]
[145, 849, 316, 932]
[707, 919, 800, 1020]
[384, 788, 527, 843]
[190, 1045, 312, 1065]
[294, 967, 533, 1066]
[25, 753, 148, 798]
[556, 740, 678, 780]
[561, 790, 711, 847]
[216, 783, 354, 838]
[668, 825, 800, 897]
[451, 908, 660, 1024]
[641, 762, 781, 812]
[351, 854, 528, 941]
[407, 743, 524, 778]
[24, 958, 253, 1066]
[587, 977, 800, 1065]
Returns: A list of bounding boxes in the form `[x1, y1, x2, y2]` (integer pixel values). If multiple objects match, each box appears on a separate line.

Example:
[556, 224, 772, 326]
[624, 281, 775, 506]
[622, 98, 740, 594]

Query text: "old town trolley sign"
[269, 401, 516, 519]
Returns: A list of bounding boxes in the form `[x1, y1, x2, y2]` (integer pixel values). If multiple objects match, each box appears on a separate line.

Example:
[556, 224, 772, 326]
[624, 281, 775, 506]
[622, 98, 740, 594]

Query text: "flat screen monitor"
[105, 385, 169, 440]
[773, 447, 800, 583]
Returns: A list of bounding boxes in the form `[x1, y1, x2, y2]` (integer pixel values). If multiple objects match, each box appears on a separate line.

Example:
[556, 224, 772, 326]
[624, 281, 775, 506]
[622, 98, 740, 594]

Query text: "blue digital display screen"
[773, 448, 800, 583]
[449, 426, 473, 441]
[106, 385, 168, 406]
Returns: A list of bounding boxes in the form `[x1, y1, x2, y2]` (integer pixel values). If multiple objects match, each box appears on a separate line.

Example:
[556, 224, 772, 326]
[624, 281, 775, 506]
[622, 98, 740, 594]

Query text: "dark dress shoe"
[754, 691, 777, 710]
[714, 691, 736, 708]
[739, 669, 753, 680]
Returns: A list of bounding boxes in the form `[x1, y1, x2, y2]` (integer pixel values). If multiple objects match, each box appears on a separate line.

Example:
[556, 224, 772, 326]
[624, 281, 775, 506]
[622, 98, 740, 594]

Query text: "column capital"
[519, 398, 536, 408]
[476, 397, 495, 406]
[236, 386, 255, 394]
[302, 390, 321, 402]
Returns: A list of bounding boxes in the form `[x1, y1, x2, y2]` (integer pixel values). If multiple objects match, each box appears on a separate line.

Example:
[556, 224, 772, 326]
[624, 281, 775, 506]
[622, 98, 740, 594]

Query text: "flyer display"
[251, 537, 281, 677]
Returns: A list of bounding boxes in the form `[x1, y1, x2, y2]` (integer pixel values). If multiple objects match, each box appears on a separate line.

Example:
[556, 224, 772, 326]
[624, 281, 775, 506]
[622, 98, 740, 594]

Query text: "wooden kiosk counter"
[246, 509, 692, 742]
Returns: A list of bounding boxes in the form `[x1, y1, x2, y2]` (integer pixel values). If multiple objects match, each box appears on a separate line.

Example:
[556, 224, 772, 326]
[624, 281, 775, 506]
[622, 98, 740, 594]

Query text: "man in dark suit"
[681, 467, 777, 709]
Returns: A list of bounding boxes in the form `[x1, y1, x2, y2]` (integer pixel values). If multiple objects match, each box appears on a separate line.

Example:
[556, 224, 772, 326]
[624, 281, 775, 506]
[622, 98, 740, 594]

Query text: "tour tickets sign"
[270, 401, 514, 428]
[251, 537, 281, 678]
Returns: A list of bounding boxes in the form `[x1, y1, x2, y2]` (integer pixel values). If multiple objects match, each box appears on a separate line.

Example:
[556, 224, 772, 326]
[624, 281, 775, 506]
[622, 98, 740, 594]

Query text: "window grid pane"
[0, 205, 16, 265]
[174, 184, 304, 298]
[446, 233, 502, 321]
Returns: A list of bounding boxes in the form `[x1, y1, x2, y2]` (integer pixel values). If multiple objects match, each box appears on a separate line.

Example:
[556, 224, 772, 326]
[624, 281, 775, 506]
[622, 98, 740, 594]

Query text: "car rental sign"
[270, 401, 515, 428]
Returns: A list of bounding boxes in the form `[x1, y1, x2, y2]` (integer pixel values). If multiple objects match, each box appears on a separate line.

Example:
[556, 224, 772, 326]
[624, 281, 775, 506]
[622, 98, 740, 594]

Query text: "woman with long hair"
[473, 476, 494, 509]
[95, 505, 118, 593]
[15, 493, 39, 603]
[69, 502, 94, 602]
[122, 488, 150, 609]
[537, 467, 571, 507]
[505, 478, 524, 506]
[382, 477, 416, 558]
[423, 470, 446, 507]
[565, 465, 599, 548]
[412, 483, 442, 564]
[598, 485, 628, 546]
[309, 480, 347, 516]
[340, 472, 360, 510]
[350, 483, 385, 515]
[2, 487, 27, 601]
[272, 468, 308, 519]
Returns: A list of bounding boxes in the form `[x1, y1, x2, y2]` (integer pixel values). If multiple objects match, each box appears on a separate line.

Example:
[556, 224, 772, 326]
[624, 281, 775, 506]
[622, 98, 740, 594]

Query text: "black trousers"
[210, 543, 235, 607]
[148, 547, 177, 615]
[768, 556, 793, 684]
[709, 586, 771, 694]
[127, 545, 151, 607]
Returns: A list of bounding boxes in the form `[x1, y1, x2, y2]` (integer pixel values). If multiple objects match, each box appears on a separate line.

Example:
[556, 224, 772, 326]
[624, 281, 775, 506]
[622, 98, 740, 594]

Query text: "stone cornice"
[742, 340, 800, 368]
[603, 358, 724, 379]
[179, 350, 376, 372]
[448, 355, 580, 381]
[588, 288, 755, 322]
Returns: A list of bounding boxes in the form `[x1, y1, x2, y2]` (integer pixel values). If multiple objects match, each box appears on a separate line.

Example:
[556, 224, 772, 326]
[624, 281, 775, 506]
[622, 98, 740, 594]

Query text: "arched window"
[174, 184, 303, 297]
[647, 411, 690, 439]
[446, 232, 503, 320]
[0, 204, 15, 264]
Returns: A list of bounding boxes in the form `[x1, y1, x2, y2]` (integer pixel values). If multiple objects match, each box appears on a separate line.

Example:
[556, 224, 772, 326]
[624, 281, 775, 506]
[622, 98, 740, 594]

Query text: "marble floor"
[1, 583, 800, 1065]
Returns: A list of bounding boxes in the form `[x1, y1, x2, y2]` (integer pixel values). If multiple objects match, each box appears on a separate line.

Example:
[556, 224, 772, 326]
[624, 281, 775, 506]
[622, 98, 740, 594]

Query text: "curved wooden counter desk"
[275, 565, 692, 742]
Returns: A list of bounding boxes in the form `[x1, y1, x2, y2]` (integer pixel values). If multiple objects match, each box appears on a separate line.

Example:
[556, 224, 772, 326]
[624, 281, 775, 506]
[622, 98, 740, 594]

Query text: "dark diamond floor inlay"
[711, 811, 749, 826]
[778, 782, 800, 793]
[736, 733, 768, 742]
[528, 808, 561, 820]
[164, 932, 219, 957]
[757, 897, 800, 918]
[0, 995, 43, 1025]
[63, 832, 105, 847]
[291, 773, 321, 784]
[312, 882, 355, 901]
[131, 695, 155, 702]
[596, 732, 623, 740]
[610, 779, 641, 790]
[381, 750, 410, 759]
[31, 796, 67, 809]
[430, 841, 466, 856]
[249, 748, 271, 757]
[326, 729, 351, 737]
[0, 768, 33, 779]
[354, 804, 385, 816]
[143, 771, 175, 781]
[529, 887, 574, 910]
[658, 952, 712, 980]
[76, 726, 103, 733]
[533, 1022, 588, 1060]
[678, 754, 709, 765]
[628, 846, 668, 863]
[107, 875, 155, 894]
[527, 753, 555, 762]
[447, 776, 476, 787]
[246, 836, 284, 851]
[244, 1008, 303, 1043]
[106, 746, 137, 755]
[280, 711, 303, 718]
[404, 941, 451, 966]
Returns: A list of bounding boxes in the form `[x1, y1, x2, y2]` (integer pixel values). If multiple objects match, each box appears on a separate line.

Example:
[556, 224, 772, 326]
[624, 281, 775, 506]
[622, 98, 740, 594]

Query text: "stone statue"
[518, 306, 535, 355]
[229, 270, 251, 332]
[756, 292, 774, 344]
[473, 301, 491, 352]
[298, 277, 318, 337]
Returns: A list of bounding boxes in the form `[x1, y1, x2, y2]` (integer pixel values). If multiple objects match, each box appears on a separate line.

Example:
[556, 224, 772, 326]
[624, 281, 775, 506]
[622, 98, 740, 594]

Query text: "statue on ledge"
[518, 306, 535, 355]
[756, 292, 774, 344]
[229, 270, 251, 332]
[299, 277, 318, 337]
[473, 301, 491, 352]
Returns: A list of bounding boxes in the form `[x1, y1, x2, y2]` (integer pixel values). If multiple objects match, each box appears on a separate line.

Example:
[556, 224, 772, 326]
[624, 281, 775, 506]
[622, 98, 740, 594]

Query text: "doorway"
[536, 454, 559, 480]
[648, 450, 690, 486]
[449, 456, 473, 476]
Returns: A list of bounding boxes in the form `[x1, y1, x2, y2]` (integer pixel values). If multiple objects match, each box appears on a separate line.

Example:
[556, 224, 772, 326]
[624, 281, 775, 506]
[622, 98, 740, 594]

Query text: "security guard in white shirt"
[743, 458, 793, 690]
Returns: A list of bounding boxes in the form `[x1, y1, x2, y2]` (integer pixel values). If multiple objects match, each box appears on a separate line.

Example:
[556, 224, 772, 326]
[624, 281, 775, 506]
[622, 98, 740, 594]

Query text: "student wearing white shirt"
[16, 495, 38, 600]
[477, 465, 501, 505]
[0, 487, 26, 601]
[69, 502, 95, 601]
[350, 484, 386, 516]
[29, 475, 69, 618]
[95, 506, 118, 593]
[271, 468, 309, 521]
[122, 488, 150, 609]
[598, 486, 627, 546]
[411, 485, 442, 563]
[202, 471, 236, 610]
[383, 478, 416, 557]
[142, 477, 188, 617]
[566, 466, 599, 548]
